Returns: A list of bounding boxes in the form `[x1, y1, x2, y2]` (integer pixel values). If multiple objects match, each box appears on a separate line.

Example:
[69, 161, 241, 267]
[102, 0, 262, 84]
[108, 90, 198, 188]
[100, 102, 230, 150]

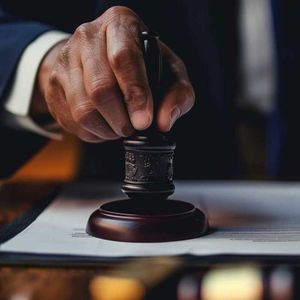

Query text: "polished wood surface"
[87, 199, 208, 242]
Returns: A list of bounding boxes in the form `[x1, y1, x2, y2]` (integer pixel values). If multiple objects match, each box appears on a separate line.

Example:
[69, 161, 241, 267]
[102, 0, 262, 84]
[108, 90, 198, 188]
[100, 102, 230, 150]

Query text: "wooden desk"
[0, 183, 298, 300]
[0, 183, 184, 300]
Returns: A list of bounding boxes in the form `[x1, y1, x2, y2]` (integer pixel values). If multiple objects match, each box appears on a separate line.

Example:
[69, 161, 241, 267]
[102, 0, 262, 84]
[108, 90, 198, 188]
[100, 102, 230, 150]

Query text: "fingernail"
[169, 107, 181, 130]
[131, 110, 151, 130]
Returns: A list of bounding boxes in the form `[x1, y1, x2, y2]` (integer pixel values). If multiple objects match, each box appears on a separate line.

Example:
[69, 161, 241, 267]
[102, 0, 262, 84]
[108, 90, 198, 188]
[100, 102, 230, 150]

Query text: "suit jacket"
[269, 0, 300, 179]
[0, 0, 298, 180]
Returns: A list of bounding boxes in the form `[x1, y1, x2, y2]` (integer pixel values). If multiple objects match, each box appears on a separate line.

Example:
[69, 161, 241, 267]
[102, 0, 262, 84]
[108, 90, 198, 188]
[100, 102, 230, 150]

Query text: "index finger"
[106, 21, 153, 130]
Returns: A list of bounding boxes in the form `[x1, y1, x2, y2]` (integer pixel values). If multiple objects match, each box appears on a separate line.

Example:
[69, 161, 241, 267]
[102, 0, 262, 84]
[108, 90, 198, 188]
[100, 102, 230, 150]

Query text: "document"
[2, 181, 300, 258]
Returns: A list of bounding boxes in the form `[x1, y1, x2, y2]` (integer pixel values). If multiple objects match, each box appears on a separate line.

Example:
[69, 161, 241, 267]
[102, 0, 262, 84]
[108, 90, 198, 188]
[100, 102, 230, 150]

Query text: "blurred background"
[4, 0, 283, 184]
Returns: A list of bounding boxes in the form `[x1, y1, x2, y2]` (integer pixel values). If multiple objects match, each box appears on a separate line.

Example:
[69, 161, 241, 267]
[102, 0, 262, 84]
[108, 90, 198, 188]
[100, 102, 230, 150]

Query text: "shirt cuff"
[4, 30, 70, 139]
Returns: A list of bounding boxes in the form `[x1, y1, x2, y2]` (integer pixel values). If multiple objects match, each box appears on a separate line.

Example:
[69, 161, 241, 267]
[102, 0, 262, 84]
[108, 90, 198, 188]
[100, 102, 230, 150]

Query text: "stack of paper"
[1, 181, 300, 259]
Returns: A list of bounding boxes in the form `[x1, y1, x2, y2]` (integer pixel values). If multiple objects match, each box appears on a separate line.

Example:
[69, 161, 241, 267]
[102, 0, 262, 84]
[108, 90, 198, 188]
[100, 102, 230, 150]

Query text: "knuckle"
[101, 6, 144, 36]
[110, 46, 142, 70]
[72, 103, 94, 124]
[124, 85, 148, 109]
[74, 23, 90, 40]
[104, 6, 136, 19]
[56, 43, 71, 69]
[87, 79, 115, 103]
[124, 84, 147, 105]
[48, 69, 60, 87]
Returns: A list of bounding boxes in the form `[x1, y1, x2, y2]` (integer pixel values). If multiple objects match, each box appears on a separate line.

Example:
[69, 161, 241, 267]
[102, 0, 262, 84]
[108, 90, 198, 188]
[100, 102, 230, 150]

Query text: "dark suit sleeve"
[0, 9, 54, 179]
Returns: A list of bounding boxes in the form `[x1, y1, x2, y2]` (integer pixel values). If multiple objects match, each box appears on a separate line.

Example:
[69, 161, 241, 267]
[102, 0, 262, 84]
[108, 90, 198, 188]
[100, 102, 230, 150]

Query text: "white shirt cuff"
[4, 30, 70, 139]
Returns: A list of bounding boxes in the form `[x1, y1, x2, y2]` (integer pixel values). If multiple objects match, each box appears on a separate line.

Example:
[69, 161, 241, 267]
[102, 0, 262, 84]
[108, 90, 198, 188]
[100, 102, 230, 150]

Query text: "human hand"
[35, 6, 195, 143]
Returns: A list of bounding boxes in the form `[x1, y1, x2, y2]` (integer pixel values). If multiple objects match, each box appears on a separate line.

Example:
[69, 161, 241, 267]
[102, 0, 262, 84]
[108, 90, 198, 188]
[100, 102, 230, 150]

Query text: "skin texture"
[33, 6, 195, 143]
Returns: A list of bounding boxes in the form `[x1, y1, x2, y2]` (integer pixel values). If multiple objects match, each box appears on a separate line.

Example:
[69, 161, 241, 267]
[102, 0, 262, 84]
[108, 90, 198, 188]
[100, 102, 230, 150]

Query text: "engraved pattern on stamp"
[166, 153, 174, 181]
[125, 150, 174, 182]
[125, 151, 137, 180]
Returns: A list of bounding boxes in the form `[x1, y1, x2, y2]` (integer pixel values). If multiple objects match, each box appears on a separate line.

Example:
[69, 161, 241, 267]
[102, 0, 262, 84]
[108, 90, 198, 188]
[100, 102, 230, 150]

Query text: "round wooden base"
[86, 199, 208, 242]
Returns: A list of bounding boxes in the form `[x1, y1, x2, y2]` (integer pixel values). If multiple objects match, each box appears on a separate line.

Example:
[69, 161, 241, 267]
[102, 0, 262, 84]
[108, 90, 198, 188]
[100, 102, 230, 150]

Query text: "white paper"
[2, 181, 300, 257]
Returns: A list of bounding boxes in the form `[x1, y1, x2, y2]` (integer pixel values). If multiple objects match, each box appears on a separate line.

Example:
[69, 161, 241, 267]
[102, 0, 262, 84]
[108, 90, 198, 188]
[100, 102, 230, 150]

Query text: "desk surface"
[0, 183, 188, 300]
[0, 183, 103, 300]
[0, 182, 299, 300]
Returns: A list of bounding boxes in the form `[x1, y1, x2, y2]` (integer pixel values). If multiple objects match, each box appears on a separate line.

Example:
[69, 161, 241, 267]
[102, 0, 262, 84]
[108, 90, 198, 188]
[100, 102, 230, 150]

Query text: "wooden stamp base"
[86, 199, 208, 242]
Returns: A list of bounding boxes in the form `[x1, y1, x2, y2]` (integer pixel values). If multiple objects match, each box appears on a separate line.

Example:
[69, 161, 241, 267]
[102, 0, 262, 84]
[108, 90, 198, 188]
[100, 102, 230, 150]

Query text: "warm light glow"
[201, 265, 263, 300]
[8, 134, 80, 182]
[89, 275, 146, 300]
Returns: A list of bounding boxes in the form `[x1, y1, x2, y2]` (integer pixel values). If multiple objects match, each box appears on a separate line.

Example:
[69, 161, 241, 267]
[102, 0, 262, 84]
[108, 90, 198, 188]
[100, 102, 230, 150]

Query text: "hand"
[35, 6, 195, 143]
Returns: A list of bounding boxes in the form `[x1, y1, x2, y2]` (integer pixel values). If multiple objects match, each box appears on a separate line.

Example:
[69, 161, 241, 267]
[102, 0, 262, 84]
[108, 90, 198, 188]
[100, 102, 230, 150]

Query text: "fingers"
[43, 6, 194, 144]
[80, 29, 134, 137]
[157, 43, 195, 132]
[45, 74, 103, 143]
[106, 16, 153, 130]
[64, 65, 119, 140]
[45, 20, 135, 143]
[46, 39, 117, 143]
